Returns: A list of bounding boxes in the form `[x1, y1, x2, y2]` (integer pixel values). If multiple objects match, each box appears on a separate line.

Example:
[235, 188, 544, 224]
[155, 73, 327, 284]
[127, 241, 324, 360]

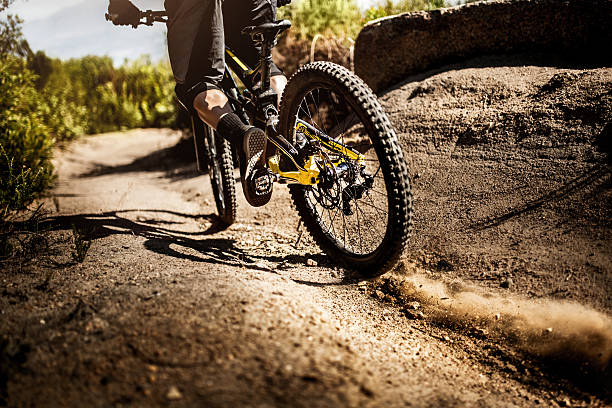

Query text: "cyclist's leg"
[169, 0, 259, 147]
[270, 75, 287, 106]
[168, 0, 231, 131]
[168, 0, 273, 206]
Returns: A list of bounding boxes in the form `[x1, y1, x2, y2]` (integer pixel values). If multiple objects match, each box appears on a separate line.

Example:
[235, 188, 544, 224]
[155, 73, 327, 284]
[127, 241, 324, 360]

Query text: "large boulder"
[354, 0, 612, 93]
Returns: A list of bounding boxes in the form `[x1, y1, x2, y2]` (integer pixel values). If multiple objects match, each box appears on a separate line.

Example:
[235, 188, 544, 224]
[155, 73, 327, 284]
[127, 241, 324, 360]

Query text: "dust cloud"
[377, 265, 612, 375]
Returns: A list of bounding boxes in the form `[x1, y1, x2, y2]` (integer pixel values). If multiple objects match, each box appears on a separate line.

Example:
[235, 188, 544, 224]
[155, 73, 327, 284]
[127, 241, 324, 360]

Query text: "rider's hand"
[107, 0, 141, 27]
[277, 0, 292, 6]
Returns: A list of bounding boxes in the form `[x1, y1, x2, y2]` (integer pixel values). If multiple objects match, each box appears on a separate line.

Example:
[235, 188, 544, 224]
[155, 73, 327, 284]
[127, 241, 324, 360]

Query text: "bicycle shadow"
[468, 163, 611, 231]
[35, 209, 344, 281]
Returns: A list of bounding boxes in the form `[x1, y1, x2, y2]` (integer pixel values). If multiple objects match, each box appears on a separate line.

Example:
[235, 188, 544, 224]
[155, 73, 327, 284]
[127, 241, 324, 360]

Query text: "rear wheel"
[204, 125, 237, 227]
[278, 62, 413, 278]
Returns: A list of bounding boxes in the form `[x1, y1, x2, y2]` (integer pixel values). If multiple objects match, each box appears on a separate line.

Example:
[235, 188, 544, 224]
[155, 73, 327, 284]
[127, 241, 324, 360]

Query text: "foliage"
[0, 14, 30, 58]
[0, 0, 13, 13]
[279, 0, 447, 40]
[28, 53, 177, 140]
[0, 56, 55, 216]
[364, 0, 447, 21]
[1, 1, 178, 220]
[279, 0, 363, 39]
[1, 2, 53, 219]
[71, 224, 91, 263]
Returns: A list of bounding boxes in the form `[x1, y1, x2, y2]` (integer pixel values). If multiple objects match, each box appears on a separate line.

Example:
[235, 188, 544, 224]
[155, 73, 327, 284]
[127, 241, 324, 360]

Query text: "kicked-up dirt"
[1, 52, 611, 407]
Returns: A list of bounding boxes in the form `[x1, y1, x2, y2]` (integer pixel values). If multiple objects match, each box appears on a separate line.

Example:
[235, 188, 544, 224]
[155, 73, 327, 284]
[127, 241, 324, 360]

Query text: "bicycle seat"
[241, 20, 291, 40]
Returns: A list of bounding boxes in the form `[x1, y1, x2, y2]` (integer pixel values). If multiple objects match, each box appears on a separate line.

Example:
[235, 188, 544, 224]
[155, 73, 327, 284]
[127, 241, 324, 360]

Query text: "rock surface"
[355, 0, 612, 93]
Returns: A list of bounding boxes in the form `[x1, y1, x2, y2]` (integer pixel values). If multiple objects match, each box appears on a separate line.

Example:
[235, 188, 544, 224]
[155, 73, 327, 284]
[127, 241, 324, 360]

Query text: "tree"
[0, 0, 14, 13]
[0, 0, 32, 58]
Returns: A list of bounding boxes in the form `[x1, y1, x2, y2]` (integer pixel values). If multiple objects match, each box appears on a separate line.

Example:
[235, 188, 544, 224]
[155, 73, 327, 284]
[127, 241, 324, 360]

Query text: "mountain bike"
[107, 10, 414, 277]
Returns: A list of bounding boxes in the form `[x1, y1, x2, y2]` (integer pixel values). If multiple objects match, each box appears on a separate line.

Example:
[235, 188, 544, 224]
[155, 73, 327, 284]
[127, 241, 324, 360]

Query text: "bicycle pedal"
[254, 173, 273, 195]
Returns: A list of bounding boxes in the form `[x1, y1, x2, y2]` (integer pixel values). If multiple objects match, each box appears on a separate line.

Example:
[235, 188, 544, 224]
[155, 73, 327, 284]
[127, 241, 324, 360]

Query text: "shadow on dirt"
[28, 209, 329, 277]
[596, 122, 612, 160]
[469, 163, 611, 231]
[78, 135, 201, 179]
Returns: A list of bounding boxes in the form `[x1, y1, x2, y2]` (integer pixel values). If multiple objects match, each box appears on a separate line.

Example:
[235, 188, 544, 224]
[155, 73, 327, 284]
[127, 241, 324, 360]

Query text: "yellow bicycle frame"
[268, 119, 365, 185]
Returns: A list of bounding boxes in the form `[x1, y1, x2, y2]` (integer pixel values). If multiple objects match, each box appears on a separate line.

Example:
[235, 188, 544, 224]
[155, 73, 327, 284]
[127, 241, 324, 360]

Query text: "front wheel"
[278, 62, 414, 278]
[204, 125, 237, 227]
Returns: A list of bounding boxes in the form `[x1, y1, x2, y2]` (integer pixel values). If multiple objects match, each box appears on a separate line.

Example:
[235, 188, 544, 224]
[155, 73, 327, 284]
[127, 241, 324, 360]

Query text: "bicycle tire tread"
[279, 61, 414, 278]
[210, 131, 237, 227]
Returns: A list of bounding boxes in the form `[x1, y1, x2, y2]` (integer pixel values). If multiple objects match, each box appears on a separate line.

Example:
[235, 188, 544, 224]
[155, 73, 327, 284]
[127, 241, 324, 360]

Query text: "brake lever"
[141, 10, 168, 26]
[143, 10, 168, 25]
[104, 10, 167, 28]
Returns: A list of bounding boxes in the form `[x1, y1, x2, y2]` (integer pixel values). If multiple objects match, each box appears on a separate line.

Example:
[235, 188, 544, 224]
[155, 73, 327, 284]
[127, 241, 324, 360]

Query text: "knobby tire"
[278, 62, 414, 278]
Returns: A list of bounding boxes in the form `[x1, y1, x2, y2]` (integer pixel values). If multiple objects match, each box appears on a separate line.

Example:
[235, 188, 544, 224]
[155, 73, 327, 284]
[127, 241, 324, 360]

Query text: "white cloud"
[5, 0, 86, 21]
[4, 0, 167, 64]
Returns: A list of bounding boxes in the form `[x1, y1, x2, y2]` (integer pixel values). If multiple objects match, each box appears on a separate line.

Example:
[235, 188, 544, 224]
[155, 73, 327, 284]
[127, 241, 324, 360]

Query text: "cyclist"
[107, 0, 291, 207]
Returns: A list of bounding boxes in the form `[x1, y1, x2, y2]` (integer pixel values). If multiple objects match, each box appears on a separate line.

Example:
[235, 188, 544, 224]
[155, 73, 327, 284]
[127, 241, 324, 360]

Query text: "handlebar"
[105, 9, 168, 27]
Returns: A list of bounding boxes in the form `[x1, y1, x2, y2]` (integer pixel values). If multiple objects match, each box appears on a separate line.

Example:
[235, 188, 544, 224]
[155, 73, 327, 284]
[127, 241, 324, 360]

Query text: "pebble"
[306, 259, 318, 267]
[166, 386, 182, 400]
[500, 277, 513, 289]
[85, 317, 109, 334]
[374, 290, 385, 300]
[404, 309, 425, 320]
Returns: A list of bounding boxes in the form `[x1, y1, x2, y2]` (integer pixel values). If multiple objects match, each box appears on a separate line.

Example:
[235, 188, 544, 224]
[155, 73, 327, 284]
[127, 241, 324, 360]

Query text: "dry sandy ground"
[1, 53, 611, 407]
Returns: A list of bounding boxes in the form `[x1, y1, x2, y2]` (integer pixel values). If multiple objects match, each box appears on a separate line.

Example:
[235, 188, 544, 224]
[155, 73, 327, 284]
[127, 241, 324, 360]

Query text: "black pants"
[166, 0, 282, 110]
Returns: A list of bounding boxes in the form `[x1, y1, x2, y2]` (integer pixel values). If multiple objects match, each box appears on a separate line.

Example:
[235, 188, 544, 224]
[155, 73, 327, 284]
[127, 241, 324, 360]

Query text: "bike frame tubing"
[224, 47, 259, 92]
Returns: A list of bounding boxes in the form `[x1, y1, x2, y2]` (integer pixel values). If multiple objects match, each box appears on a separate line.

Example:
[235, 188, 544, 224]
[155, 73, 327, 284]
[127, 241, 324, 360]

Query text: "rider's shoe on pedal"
[217, 113, 273, 207]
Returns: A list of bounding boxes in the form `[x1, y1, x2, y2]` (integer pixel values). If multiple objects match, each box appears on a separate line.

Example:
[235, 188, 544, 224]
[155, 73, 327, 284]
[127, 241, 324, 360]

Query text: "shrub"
[0, 56, 54, 216]
[364, 0, 447, 22]
[279, 0, 363, 40]
[275, 0, 449, 77]
[26, 53, 178, 140]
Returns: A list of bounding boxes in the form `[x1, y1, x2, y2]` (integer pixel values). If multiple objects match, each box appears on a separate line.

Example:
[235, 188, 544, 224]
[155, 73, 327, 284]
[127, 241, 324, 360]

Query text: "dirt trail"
[2, 55, 611, 407]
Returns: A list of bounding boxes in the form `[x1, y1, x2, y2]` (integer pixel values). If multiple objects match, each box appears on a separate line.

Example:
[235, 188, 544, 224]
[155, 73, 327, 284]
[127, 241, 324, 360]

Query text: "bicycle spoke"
[368, 188, 388, 198]
[295, 84, 391, 256]
[341, 208, 348, 251]
[355, 196, 363, 253]
[307, 91, 322, 130]
[359, 196, 388, 216]
[355, 202, 384, 248]
[328, 206, 341, 242]
[299, 99, 315, 127]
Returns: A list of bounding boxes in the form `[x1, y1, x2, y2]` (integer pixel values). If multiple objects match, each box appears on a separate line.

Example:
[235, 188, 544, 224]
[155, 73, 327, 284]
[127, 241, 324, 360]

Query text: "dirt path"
[2, 55, 611, 407]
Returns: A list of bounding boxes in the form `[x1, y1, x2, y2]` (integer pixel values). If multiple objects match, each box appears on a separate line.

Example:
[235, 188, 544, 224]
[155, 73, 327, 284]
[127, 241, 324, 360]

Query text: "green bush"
[279, 0, 448, 40]
[279, 0, 363, 39]
[364, 0, 447, 22]
[275, 0, 448, 77]
[28, 53, 177, 140]
[0, 56, 54, 215]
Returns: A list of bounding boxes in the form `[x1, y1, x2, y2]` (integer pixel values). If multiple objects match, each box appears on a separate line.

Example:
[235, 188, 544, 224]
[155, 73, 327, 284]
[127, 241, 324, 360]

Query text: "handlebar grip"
[106, 10, 167, 26]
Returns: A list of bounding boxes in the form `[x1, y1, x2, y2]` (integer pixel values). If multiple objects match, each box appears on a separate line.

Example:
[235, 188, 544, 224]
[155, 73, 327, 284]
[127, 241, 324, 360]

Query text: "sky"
[3, 0, 381, 65]
[4, 0, 167, 63]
